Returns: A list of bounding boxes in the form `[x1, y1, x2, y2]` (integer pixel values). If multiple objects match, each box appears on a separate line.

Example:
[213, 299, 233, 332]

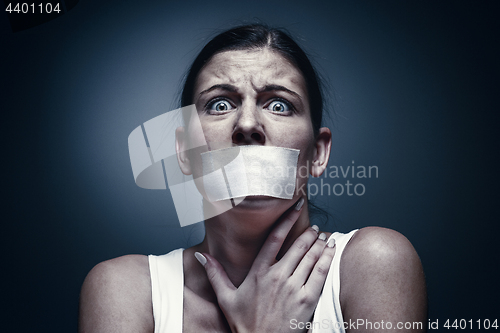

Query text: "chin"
[232, 196, 289, 210]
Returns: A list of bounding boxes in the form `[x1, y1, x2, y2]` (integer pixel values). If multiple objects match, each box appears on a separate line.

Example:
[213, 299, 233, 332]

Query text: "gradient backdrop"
[2, 0, 499, 331]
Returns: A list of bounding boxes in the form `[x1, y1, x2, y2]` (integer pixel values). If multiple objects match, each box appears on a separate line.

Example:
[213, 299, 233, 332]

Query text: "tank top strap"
[312, 229, 358, 333]
[149, 248, 184, 333]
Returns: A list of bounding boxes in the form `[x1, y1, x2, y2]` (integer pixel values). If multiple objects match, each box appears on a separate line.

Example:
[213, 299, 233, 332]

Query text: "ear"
[310, 127, 332, 178]
[175, 126, 192, 175]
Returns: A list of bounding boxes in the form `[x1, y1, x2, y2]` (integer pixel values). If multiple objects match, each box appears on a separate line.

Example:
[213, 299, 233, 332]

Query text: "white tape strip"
[202, 146, 300, 201]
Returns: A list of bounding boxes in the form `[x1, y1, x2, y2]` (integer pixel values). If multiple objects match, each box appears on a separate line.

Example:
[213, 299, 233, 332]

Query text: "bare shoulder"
[342, 226, 420, 265]
[79, 255, 154, 333]
[340, 227, 427, 331]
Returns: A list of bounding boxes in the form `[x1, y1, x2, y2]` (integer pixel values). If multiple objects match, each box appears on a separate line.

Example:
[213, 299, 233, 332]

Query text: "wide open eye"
[266, 100, 292, 114]
[207, 99, 234, 114]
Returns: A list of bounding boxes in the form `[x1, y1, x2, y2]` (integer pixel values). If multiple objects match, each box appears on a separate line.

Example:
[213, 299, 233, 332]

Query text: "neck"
[194, 199, 311, 287]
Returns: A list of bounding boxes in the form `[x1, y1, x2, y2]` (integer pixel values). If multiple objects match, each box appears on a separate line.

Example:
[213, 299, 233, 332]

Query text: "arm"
[78, 255, 154, 333]
[340, 227, 427, 333]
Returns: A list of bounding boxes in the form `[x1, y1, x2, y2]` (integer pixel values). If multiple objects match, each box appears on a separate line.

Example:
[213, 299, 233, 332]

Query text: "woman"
[79, 24, 427, 332]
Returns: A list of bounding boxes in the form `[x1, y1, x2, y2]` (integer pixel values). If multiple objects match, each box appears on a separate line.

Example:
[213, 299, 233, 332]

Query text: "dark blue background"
[2, 1, 499, 331]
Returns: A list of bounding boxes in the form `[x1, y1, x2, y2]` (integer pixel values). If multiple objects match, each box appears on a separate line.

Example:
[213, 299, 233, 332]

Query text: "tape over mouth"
[128, 105, 300, 227]
[202, 146, 299, 202]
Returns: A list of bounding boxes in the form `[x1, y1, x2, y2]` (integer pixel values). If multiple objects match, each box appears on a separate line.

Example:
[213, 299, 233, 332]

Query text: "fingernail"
[318, 233, 326, 241]
[295, 197, 305, 211]
[311, 225, 319, 233]
[194, 252, 207, 266]
[327, 238, 336, 248]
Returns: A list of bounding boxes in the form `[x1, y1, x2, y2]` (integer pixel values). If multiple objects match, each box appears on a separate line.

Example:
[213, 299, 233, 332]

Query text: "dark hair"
[180, 24, 325, 135]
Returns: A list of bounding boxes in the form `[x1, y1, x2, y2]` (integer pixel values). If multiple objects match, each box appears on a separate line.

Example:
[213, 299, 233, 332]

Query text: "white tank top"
[149, 230, 358, 333]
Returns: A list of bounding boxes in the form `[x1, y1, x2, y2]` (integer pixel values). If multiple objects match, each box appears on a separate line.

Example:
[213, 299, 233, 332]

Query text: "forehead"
[194, 48, 307, 95]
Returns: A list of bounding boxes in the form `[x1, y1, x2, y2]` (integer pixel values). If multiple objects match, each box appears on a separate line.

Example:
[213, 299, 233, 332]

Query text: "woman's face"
[193, 48, 314, 151]
[182, 48, 327, 210]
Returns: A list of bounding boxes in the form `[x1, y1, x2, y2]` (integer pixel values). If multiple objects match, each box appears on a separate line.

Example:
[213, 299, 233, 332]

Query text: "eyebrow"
[198, 83, 302, 99]
[199, 84, 238, 96]
[257, 84, 301, 99]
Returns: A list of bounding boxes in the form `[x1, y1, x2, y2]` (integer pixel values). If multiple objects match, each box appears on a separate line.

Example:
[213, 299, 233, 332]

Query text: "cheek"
[267, 120, 315, 153]
[200, 121, 234, 150]
[184, 123, 207, 179]
[272, 121, 315, 182]
[294, 139, 316, 196]
[185, 120, 233, 179]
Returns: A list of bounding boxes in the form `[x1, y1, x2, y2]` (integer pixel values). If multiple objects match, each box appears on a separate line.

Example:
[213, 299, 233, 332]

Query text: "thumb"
[194, 252, 236, 303]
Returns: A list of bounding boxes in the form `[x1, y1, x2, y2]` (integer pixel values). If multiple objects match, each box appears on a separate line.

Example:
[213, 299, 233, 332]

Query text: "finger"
[194, 252, 236, 306]
[289, 232, 328, 284]
[252, 197, 305, 268]
[303, 238, 336, 297]
[275, 225, 320, 277]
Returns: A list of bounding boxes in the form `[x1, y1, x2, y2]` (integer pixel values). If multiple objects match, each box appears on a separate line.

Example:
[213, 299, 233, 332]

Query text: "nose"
[232, 104, 266, 145]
